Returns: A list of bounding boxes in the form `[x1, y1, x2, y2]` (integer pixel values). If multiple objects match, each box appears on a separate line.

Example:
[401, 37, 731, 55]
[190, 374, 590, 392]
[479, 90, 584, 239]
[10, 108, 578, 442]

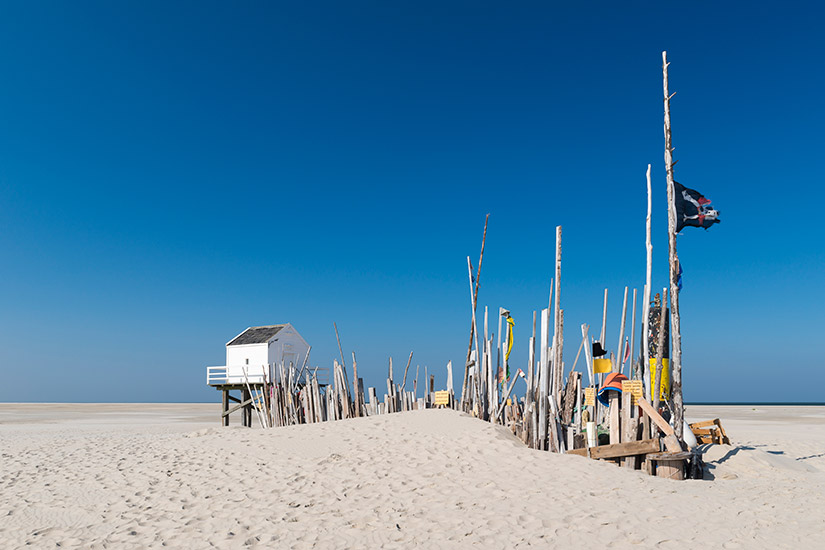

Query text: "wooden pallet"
[689, 418, 730, 444]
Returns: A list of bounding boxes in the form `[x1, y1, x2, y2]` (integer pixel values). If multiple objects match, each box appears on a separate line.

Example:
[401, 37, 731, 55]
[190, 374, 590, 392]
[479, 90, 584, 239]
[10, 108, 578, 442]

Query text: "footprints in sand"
[1, 410, 824, 548]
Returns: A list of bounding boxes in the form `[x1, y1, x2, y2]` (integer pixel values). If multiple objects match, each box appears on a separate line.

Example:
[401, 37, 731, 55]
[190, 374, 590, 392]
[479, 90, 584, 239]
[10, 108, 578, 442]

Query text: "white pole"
[643, 163, 653, 392]
[581, 324, 593, 388]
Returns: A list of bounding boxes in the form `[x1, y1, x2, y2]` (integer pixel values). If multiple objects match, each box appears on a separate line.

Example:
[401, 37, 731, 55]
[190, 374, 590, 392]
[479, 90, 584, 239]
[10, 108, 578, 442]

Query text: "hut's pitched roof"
[227, 325, 286, 346]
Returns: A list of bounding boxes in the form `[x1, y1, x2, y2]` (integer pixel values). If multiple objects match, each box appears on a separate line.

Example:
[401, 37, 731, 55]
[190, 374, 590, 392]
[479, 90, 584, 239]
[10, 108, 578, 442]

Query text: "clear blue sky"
[1, 2, 822, 403]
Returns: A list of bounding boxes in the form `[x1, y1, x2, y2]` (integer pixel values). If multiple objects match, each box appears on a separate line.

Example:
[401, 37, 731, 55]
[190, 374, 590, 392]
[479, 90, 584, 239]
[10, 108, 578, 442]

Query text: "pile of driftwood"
[454, 220, 695, 478]
[238, 324, 456, 430]
[454, 52, 722, 479]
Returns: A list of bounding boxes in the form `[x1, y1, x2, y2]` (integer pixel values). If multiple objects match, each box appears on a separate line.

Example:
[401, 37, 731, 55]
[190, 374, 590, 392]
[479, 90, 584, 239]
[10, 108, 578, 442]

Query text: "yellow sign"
[621, 380, 643, 405]
[434, 391, 450, 406]
[648, 358, 670, 400]
[584, 387, 595, 407]
[593, 358, 612, 374]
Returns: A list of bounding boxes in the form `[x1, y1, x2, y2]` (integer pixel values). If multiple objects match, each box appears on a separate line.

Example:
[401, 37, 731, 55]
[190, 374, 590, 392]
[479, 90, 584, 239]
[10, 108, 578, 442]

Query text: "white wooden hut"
[206, 324, 309, 386]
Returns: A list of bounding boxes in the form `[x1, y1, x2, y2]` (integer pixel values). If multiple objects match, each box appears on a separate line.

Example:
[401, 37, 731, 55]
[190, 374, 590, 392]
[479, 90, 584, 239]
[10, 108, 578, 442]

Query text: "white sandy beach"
[1, 403, 824, 549]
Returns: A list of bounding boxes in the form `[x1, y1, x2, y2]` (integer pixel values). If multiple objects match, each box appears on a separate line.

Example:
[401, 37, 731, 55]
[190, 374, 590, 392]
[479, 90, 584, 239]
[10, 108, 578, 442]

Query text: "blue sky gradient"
[1, 2, 822, 402]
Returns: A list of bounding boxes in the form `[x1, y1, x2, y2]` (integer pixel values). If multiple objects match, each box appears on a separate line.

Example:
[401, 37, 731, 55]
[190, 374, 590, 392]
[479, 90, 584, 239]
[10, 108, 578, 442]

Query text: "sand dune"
[1, 404, 823, 549]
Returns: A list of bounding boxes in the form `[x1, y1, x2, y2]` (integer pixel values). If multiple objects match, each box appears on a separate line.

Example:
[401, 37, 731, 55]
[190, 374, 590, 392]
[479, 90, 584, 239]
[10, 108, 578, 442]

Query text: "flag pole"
[662, 50, 683, 440]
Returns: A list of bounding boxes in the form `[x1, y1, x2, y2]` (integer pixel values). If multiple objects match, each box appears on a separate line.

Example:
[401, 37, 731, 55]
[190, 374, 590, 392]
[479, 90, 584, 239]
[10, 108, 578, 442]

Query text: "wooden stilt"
[222, 390, 229, 426]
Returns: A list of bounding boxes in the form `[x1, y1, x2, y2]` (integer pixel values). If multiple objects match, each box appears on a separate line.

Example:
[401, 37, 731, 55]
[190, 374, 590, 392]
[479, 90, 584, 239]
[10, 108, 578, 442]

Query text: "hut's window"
[245, 358, 249, 365]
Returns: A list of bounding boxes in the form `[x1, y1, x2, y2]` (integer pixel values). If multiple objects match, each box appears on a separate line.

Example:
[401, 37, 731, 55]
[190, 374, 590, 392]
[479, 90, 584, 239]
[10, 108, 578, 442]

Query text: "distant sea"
[686, 402, 825, 406]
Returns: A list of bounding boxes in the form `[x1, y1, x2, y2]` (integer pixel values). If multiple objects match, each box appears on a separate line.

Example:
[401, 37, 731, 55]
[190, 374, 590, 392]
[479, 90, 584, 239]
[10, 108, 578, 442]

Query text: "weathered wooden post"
[462, 215, 488, 411]
[465, 256, 482, 413]
[614, 286, 628, 373]
[629, 288, 638, 379]
[553, 226, 563, 409]
[662, 50, 684, 440]
[352, 352, 360, 418]
[400, 351, 413, 392]
[599, 289, 608, 353]
[538, 307, 551, 450]
[652, 289, 669, 412]
[642, 164, 653, 390]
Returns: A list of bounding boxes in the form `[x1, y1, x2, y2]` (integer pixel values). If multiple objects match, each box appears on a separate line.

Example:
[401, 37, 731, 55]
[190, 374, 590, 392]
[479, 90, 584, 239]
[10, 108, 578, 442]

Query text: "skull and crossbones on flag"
[674, 182, 721, 232]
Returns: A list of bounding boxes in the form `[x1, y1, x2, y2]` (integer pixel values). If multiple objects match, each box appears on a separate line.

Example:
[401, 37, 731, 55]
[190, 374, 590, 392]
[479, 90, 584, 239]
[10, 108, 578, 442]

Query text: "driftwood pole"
[446, 360, 453, 402]
[351, 352, 360, 418]
[652, 288, 668, 412]
[333, 322, 346, 370]
[663, 50, 683, 440]
[614, 286, 628, 373]
[538, 307, 550, 450]
[496, 308, 504, 396]
[643, 164, 653, 388]
[525, 310, 536, 420]
[552, 226, 563, 407]
[599, 289, 608, 349]
[462, 215, 489, 410]
[400, 351, 413, 392]
[484, 306, 492, 420]
[465, 256, 482, 411]
[629, 288, 638, 379]
[581, 324, 593, 388]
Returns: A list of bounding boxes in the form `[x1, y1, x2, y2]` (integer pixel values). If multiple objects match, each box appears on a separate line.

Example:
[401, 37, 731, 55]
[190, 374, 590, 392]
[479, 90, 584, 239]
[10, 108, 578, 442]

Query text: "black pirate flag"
[674, 182, 720, 232]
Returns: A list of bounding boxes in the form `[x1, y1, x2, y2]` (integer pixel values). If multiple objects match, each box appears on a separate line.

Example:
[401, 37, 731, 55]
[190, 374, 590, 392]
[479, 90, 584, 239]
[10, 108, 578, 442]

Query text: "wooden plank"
[567, 438, 660, 459]
[715, 419, 731, 444]
[689, 419, 720, 429]
[636, 396, 682, 452]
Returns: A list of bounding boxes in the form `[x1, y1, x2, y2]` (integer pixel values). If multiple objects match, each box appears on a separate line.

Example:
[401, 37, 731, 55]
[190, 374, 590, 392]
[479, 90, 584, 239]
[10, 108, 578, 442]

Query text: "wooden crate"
[689, 418, 730, 445]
